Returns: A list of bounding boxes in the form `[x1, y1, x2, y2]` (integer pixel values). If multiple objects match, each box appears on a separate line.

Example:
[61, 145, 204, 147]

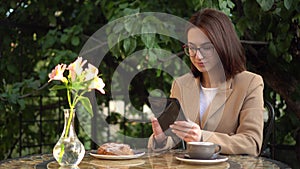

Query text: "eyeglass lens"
[184, 43, 214, 57]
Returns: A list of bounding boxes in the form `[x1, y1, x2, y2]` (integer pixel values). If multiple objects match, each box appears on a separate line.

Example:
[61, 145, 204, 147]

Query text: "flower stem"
[67, 88, 72, 109]
[58, 143, 65, 162]
[58, 108, 74, 163]
[65, 87, 75, 138]
[64, 108, 74, 138]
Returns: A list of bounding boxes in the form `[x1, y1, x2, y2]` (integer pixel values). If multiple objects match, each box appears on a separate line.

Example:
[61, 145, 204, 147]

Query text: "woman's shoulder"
[173, 73, 197, 87]
[235, 71, 262, 79]
[233, 71, 263, 86]
[175, 73, 195, 82]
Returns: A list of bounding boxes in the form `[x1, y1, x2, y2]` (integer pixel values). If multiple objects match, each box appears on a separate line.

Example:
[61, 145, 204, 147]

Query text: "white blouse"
[199, 85, 218, 120]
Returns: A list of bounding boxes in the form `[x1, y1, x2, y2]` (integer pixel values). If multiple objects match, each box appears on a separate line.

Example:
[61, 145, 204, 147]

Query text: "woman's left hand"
[170, 120, 202, 142]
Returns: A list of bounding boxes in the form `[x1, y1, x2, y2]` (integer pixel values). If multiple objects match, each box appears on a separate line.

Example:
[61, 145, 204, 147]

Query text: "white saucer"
[175, 155, 228, 165]
[89, 159, 145, 166]
[89, 152, 145, 160]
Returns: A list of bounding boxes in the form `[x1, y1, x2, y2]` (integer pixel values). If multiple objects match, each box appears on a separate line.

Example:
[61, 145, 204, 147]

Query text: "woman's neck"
[201, 71, 224, 88]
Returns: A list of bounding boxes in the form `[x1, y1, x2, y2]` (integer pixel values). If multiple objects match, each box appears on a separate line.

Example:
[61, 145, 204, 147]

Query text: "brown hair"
[187, 8, 246, 80]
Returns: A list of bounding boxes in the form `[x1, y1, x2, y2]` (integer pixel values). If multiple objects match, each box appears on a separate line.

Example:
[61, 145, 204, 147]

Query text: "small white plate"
[176, 155, 228, 165]
[88, 159, 145, 167]
[89, 152, 145, 160]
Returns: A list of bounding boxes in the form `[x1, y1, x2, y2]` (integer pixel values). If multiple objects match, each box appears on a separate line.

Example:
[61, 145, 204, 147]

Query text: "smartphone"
[148, 97, 187, 135]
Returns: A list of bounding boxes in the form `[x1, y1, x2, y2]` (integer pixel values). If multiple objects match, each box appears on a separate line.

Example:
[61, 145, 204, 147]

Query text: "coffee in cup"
[187, 142, 221, 159]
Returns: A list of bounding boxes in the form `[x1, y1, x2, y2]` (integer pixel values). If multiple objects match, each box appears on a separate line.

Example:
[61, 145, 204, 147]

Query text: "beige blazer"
[148, 71, 264, 156]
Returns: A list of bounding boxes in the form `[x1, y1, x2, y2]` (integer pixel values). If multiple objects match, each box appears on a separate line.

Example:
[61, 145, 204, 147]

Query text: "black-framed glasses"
[183, 43, 215, 58]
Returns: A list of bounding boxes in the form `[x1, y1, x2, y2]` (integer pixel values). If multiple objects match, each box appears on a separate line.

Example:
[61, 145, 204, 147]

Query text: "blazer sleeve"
[202, 74, 264, 156]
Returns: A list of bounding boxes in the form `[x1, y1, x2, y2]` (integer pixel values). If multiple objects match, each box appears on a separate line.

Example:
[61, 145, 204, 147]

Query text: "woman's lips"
[195, 61, 206, 67]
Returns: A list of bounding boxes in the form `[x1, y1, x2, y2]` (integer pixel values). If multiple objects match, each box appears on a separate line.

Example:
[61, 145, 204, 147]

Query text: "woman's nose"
[195, 50, 204, 59]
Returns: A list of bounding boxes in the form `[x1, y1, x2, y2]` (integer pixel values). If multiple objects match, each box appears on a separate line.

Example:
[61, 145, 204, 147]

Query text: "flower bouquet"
[48, 57, 105, 166]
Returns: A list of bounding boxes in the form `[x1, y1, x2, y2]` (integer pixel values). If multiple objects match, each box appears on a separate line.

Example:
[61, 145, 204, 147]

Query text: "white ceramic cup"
[187, 142, 221, 159]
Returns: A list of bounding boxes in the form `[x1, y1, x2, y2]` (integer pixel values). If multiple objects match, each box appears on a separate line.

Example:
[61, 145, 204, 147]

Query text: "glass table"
[0, 149, 291, 169]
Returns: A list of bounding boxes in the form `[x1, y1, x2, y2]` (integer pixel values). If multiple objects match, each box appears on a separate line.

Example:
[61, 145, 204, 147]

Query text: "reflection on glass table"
[0, 149, 291, 169]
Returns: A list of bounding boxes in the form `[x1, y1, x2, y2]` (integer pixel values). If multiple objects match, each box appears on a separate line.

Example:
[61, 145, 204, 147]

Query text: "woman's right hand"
[151, 117, 167, 143]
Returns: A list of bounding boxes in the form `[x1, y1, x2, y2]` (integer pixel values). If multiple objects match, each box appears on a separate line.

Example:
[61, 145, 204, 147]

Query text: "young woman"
[148, 8, 264, 156]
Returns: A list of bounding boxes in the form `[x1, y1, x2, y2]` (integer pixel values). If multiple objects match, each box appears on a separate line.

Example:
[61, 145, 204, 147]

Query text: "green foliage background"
[0, 0, 299, 167]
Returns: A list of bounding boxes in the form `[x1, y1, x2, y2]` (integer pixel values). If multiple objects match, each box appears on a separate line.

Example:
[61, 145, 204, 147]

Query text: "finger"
[174, 121, 195, 128]
[170, 125, 190, 132]
[171, 123, 201, 142]
[172, 126, 197, 136]
[170, 121, 196, 132]
[173, 129, 200, 142]
[171, 128, 188, 140]
[150, 117, 157, 122]
[151, 117, 164, 135]
[151, 118, 167, 142]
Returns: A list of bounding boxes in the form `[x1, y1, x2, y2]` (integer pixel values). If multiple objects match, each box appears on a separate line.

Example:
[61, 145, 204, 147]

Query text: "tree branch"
[240, 40, 268, 45]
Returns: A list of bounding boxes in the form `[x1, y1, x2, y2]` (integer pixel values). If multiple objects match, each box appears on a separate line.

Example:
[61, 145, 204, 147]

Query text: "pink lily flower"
[84, 63, 98, 81]
[89, 77, 105, 94]
[67, 57, 87, 81]
[48, 64, 67, 82]
[48, 56, 105, 122]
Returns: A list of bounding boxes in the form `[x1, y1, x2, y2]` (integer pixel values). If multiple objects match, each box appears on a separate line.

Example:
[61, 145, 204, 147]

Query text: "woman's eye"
[202, 45, 213, 50]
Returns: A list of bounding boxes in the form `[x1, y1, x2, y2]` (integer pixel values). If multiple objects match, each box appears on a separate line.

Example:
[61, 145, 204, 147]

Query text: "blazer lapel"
[182, 77, 201, 124]
[201, 79, 233, 129]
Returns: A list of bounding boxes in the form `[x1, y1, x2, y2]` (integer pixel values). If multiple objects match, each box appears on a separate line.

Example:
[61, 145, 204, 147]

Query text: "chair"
[260, 100, 275, 158]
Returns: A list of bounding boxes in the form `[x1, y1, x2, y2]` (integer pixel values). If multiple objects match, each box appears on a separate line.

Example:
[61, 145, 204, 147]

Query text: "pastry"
[97, 142, 134, 155]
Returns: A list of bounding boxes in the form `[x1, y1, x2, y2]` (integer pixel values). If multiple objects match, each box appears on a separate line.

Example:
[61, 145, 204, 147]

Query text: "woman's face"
[187, 28, 220, 73]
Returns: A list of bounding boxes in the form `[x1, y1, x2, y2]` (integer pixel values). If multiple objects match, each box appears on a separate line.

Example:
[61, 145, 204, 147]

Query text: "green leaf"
[283, 53, 292, 63]
[123, 38, 131, 54]
[141, 34, 155, 48]
[113, 22, 124, 34]
[124, 17, 138, 33]
[266, 32, 273, 41]
[73, 25, 82, 35]
[256, 0, 274, 11]
[148, 50, 158, 65]
[60, 34, 69, 44]
[119, 3, 129, 9]
[17, 99, 25, 110]
[49, 85, 66, 91]
[277, 33, 292, 53]
[123, 38, 136, 55]
[71, 36, 80, 46]
[123, 8, 139, 16]
[7, 64, 17, 74]
[42, 31, 57, 49]
[227, 0, 235, 8]
[78, 96, 93, 116]
[107, 33, 122, 57]
[292, 13, 300, 23]
[236, 17, 247, 37]
[26, 80, 40, 90]
[141, 16, 162, 34]
[244, 1, 260, 19]
[48, 15, 57, 26]
[268, 42, 277, 57]
[284, 0, 293, 10]
[107, 33, 118, 50]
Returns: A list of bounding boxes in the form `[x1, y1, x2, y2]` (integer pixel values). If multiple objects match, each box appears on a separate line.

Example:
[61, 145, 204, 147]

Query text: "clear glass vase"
[53, 109, 85, 167]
